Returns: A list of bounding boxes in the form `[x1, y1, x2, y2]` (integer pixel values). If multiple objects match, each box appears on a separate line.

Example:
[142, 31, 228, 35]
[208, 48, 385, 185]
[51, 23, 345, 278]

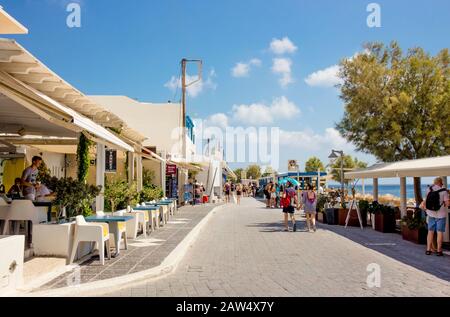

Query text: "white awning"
[345, 156, 450, 179]
[169, 158, 204, 171]
[222, 162, 237, 179]
[0, 6, 28, 34]
[142, 148, 165, 163]
[0, 70, 134, 152]
[0, 38, 146, 144]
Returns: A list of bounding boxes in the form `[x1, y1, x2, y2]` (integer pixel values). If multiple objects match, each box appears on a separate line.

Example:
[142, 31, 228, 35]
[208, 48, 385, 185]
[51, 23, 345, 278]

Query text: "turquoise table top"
[85, 215, 133, 223]
[134, 206, 160, 210]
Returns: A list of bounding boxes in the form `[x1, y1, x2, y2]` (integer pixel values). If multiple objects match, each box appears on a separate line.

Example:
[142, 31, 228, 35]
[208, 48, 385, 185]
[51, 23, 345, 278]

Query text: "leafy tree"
[305, 157, 325, 173]
[246, 165, 261, 180]
[337, 42, 450, 203]
[262, 166, 275, 177]
[232, 168, 243, 183]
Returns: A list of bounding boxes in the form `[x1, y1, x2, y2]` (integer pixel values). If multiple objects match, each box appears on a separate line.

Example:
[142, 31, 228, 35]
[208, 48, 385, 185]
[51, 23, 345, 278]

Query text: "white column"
[373, 178, 379, 202]
[136, 154, 143, 191]
[400, 177, 407, 218]
[95, 143, 105, 212]
[161, 151, 167, 196]
[127, 152, 135, 185]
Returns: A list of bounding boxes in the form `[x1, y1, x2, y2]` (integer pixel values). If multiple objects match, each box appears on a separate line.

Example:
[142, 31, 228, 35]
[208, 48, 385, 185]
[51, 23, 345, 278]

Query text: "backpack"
[281, 191, 291, 208]
[307, 190, 316, 203]
[426, 186, 446, 211]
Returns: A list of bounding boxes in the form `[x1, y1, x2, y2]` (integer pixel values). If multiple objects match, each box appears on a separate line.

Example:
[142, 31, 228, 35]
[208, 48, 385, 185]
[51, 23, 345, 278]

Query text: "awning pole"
[373, 178, 379, 202]
[400, 177, 407, 218]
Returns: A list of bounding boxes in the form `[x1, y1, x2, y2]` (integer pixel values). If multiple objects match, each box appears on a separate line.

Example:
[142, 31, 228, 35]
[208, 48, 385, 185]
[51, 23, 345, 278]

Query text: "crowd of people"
[223, 181, 258, 205]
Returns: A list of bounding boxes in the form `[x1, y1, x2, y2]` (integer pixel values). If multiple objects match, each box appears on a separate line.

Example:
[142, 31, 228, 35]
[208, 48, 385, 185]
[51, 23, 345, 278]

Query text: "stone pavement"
[35, 203, 222, 291]
[99, 198, 450, 297]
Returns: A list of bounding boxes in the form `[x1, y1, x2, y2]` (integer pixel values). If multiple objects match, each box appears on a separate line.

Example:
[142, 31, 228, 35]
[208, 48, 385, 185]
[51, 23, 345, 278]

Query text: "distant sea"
[328, 184, 433, 199]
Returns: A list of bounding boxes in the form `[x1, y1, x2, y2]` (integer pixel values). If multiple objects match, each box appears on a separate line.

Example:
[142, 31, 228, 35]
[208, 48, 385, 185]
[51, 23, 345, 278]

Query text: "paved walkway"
[36, 203, 221, 291]
[99, 198, 450, 297]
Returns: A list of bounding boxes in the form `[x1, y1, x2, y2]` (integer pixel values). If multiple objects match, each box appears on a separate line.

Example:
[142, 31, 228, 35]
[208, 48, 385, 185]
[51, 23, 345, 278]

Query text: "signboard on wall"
[288, 160, 299, 172]
[166, 164, 177, 176]
[105, 149, 117, 173]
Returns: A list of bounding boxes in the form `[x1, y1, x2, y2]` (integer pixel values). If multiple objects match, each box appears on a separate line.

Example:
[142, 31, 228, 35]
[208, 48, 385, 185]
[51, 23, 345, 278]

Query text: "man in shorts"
[281, 181, 299, 232]
[224, 182, 231, 203]
[421, 177, 449, 256]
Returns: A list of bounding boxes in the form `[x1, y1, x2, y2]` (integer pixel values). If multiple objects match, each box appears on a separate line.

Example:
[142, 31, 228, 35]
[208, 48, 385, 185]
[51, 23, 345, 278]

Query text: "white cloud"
[232, 96, 300, 125]
[231, 58, 262, 78]
[304, 65, 342, 88]
[304, 50, 371, 88]
[164, 68, 217, 98]
[206, 113, 229, 129]
[279, 128, 351, 151]
[269, 37, 298, 55]
[272, 58, 294, 87]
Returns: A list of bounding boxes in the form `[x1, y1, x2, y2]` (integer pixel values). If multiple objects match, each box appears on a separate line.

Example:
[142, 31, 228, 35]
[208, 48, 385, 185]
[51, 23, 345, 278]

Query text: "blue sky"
[4, 0, 450, 183]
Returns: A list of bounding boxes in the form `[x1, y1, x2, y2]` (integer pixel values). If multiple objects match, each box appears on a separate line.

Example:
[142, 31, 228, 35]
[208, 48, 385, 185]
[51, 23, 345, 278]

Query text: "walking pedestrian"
[421, 177, 449, 256]
[302, 184, 318, 232]
[236, 183, 243, 205]
[264, 182, 272, 208]
[270, 183, 277, 208]
[224, 182, 231, 203]
[281, 181, 298, 232]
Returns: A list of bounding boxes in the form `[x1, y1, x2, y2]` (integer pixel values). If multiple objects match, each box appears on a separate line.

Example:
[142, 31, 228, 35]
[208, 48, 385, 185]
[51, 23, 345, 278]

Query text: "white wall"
[89, 96, 188, 157]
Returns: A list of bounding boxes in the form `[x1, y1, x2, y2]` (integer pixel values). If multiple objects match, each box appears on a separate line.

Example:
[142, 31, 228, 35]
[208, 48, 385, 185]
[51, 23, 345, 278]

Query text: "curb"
[19, 204, 226, 297]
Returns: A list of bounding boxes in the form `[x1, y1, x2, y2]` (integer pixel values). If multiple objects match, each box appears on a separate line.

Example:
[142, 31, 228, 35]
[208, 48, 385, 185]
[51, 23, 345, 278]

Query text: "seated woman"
[7, 178, 23, 199]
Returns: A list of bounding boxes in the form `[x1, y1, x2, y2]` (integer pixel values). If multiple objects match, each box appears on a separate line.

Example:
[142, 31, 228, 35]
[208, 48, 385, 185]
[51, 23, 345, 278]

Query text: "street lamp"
[329, 150, 345, 202]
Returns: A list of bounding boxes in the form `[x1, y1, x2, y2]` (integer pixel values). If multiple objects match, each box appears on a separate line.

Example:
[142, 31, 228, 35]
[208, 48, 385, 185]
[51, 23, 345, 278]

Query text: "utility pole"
[181, 58, 203, 159]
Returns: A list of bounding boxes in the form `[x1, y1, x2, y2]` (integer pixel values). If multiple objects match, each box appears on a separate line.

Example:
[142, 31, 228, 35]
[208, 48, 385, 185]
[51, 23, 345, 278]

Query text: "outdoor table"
[33, 201, 53, 222]
[134, 206, 161, 229]
[5, 198, 53, 222]
[85, 215, 133, 257]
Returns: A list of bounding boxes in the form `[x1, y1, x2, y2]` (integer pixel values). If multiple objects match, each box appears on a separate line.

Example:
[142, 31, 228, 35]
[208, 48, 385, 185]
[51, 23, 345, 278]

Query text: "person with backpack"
[302, 184, 318, 232]
[281, 181, 298, 232]
[421, 177, 449, 256]
[224, 182, 231, 203]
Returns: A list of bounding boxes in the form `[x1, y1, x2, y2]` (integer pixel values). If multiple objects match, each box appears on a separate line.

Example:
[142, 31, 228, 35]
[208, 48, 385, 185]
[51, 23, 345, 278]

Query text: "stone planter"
[401, 225, 427, 245]
[338, 208, 348, 226]
[347, 210, 368, 227]
[374, 213, 396, 233]
[317, 212, 327, 224]
[325, 208, 339, 225]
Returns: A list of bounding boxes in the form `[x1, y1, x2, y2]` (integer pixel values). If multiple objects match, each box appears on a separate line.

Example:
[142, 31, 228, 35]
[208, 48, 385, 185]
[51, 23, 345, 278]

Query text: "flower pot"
[317, 212, 327, 224]
[374, 213, 396, 233]
[325, 208, 339, 225]
[338, 208, 367, 227]
[401, 225, 427, 245]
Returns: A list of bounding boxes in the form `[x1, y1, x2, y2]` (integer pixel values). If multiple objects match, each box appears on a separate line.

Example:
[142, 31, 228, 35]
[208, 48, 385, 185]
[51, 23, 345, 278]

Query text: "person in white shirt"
[421, 177, 449, 256]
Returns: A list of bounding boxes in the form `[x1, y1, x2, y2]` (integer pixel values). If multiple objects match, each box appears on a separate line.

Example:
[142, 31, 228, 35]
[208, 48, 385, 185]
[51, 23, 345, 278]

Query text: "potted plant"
[53, 177, 101, 221]
[316, 195, 327, 224]
[401, 209, 427, 244]
[369, 202, 396, 233]
[324, 191, 340, 225]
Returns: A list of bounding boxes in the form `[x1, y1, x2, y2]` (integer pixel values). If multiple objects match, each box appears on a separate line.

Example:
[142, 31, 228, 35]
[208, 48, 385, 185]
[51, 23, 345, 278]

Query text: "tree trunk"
[413, 177, 423, 206]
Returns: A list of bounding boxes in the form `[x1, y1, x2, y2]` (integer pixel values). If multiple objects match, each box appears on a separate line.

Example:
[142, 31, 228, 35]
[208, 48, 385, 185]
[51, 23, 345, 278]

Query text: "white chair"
[97, 211, 128, 251]
[3, 200, 47, 237]
[117, 208, 148, 240]
[69, 216, 111, 265]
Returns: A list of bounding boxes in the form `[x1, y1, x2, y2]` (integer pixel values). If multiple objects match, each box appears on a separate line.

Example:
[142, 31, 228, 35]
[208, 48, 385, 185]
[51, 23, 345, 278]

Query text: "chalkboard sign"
[105, 149, 117, 173]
